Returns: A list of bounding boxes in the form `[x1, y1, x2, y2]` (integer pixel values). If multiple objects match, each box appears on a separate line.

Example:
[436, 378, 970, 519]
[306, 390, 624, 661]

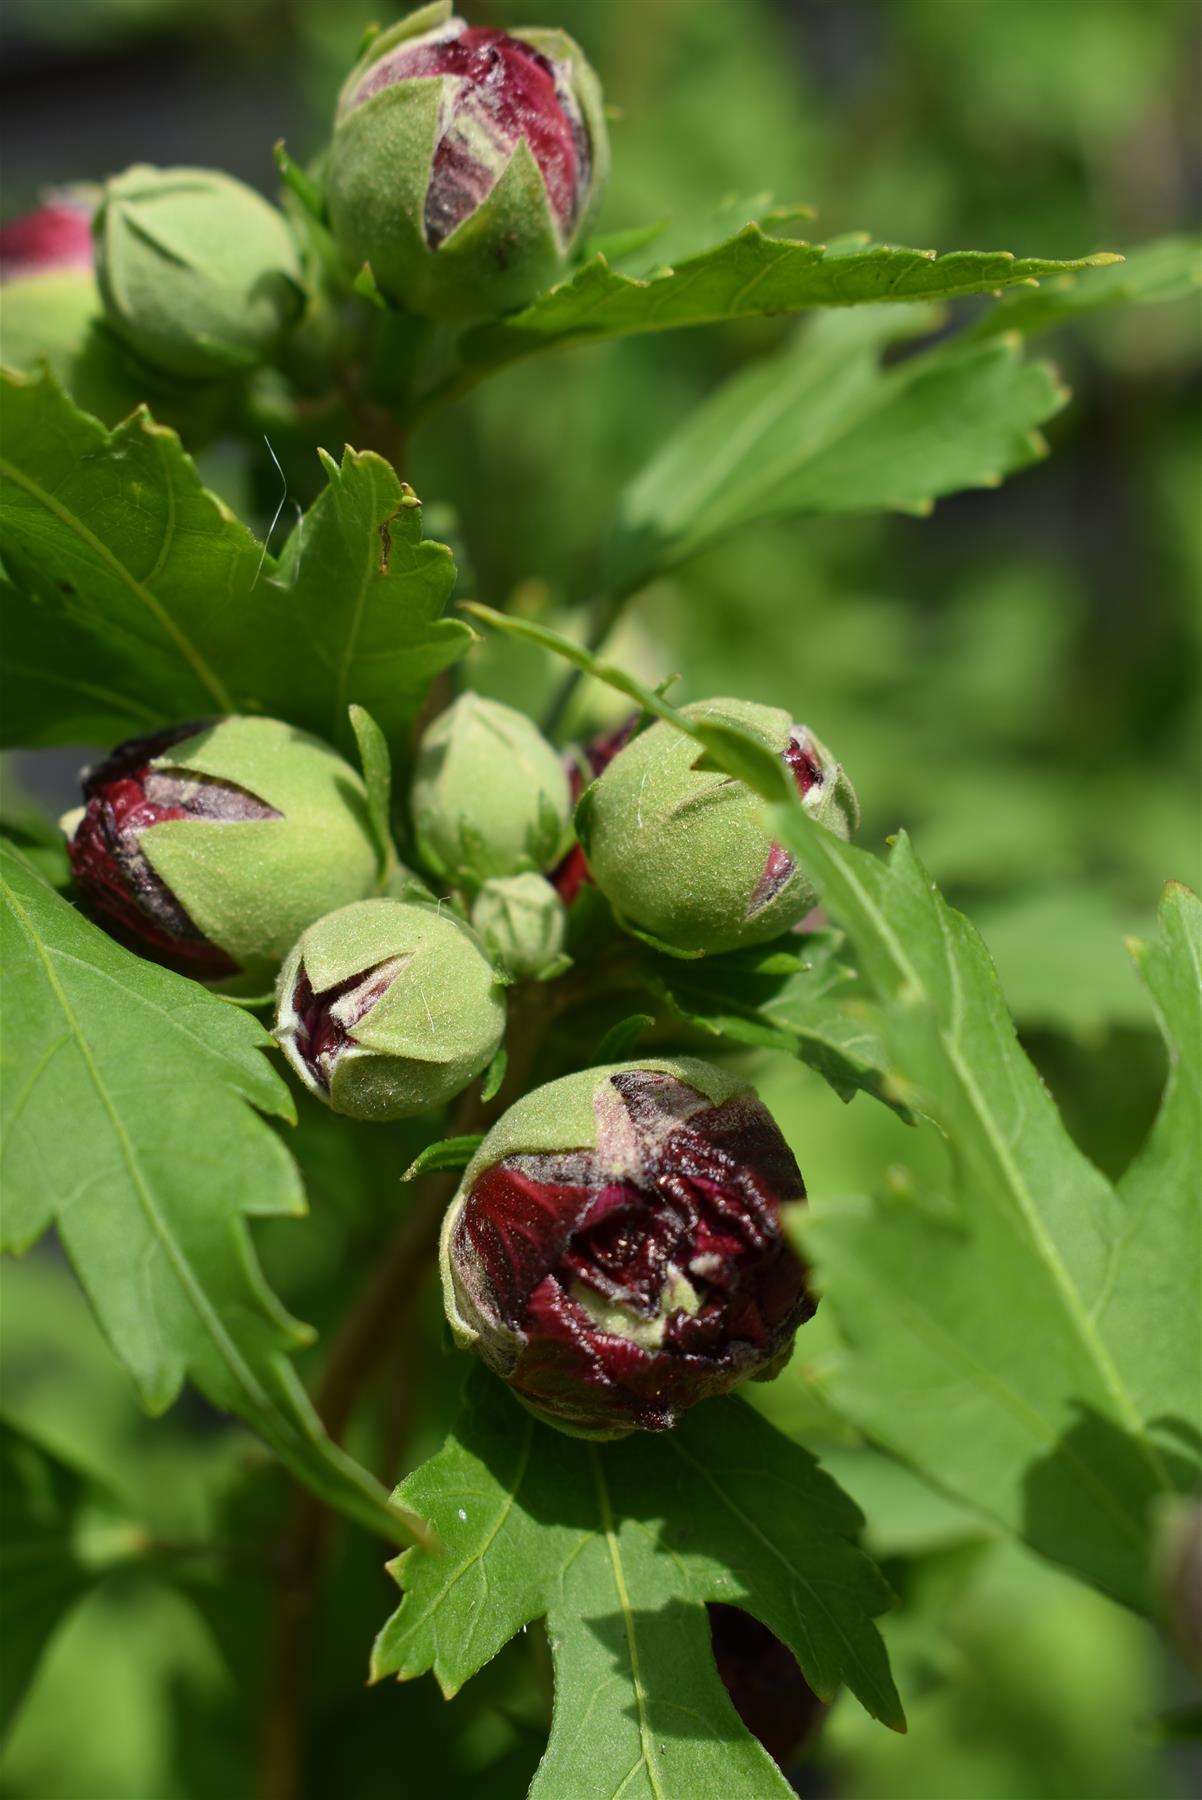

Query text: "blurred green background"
[3, 1, 1199, 1796]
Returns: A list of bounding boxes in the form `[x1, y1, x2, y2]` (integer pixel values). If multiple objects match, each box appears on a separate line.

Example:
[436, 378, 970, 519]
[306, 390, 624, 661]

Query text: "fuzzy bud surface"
[471, 873, 566, 980]
[275, 898, 506, 1120]
[579, 699, 858, 956]
[411, 693, 570, 891]
[94, 165, 303, 380]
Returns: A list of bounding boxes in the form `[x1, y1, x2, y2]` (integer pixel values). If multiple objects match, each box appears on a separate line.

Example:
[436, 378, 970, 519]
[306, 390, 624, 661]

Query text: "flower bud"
[63, 718, 381, 990]
[326, 1, 608, 319]
[471, 873, 566, 980]
[441, 1059, 814, 1437]
[94, 166, 304, 381]
[411, 694, 571, 891]
[274, 898, 506, 1120]
[579, 699, 858, 956]
[0, 196, 101, 385]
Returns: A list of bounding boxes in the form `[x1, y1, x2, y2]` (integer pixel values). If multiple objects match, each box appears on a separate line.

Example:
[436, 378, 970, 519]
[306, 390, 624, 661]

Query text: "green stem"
[541, 581, 638, 739]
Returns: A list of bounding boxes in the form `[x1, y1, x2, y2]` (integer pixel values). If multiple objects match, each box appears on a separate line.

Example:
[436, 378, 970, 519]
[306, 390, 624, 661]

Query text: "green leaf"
[643, 931, 916, 1117]
[764, 825, 1201, 1612]
[262, 447, 472, 757]
[0, 1419, 130, 1738]
[965, 233, 1202, 342]
[374, 1371, 902, 1797]
[401, 1135, 486, 1182]
[591, 1012, 655, 1065]
[609, 307, 1066, 595]
[0, 371, 470, 757]
[0, 371, 255, 742]
[458, 219, 1118, 370]
[0, 842, 423, 1546]
[348, 702, 395, 878]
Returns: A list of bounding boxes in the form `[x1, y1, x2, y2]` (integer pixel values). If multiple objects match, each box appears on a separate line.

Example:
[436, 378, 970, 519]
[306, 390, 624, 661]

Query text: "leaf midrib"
[780, 807, 1169, 1491]
[1, 868, 278, 1415]
[589, 1446, 666, 1800]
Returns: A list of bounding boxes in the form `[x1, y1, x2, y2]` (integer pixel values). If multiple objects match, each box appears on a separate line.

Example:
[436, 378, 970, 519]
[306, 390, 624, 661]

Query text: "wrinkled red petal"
[453, 1072, 814, 1432]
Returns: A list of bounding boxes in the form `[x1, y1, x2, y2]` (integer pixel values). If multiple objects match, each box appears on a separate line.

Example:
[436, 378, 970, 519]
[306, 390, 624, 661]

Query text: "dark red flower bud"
[0, 197, 94, 282]
[327, 5, 608, 319]
[709, 1603, 828, 1770]
[352, 27, 590, 249]
[441, 1060, 815, 1438]
[61, 717, 383, 989]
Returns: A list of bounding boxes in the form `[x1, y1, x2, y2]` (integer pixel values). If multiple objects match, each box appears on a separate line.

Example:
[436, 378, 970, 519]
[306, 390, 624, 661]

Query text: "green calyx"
[470, 873, 567, 981]
[274, 897, 507, 1121]
[95, 165, 305, 381]
[411, 694, 571, 892]
[581, 698, 858, 956]
[135, 717, 382, 992]
[325, 4, 608, 320]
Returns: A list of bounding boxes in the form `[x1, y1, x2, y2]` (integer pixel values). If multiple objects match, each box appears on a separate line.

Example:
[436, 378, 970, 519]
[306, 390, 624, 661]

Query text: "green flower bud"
[471, 873, 566, 980]
[580, 699, 858, 957]
[275, 898, 506, 1120]
[63, 717, 382, 992]
[94, 166, 304, 381]
[326, 1, 608, 319]
[411, 694, 570, 890]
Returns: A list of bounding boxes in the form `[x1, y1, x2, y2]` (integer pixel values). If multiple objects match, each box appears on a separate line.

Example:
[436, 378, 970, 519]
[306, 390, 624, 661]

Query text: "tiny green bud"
[326, 2, 608, 319]
[471, 873, 566, 980]
[581, 699, 858, 956]
[275, 898, 506, 1120]
[94, 166, 304, 381]
[411, 693, 570, 891]
[63, 717, 382, 992]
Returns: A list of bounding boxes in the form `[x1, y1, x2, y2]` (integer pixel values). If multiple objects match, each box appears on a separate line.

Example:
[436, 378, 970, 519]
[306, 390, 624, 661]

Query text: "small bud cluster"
[63, 677, 847, 1428]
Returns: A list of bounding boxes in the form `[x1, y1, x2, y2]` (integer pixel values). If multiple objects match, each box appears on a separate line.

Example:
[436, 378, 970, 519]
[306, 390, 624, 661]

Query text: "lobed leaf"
[0, 842, 423, 1545]
[609, 307, 1066, 596]
[0, 372, 469, 757]
[374, 1371, 902, 1798]
[964, 232, 1201, 341]
[764, 833, 1202, 1614]
[457, 219, 1119, 370]
[262, 448, 472, 758]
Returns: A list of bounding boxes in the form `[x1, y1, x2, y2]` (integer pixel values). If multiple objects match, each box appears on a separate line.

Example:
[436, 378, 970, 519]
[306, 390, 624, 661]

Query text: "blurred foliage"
[2, 0, 1198, 1795]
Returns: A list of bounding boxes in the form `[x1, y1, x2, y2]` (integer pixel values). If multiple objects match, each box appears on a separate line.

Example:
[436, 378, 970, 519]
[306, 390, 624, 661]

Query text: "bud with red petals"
[0, 194, 118, 413]
[62, 717, 382, 991]
[275, 898, 506, 1120]
[327, 0, 608, 318]
[441, 1059, 814, 1438]
[578, 698, 858, 956]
